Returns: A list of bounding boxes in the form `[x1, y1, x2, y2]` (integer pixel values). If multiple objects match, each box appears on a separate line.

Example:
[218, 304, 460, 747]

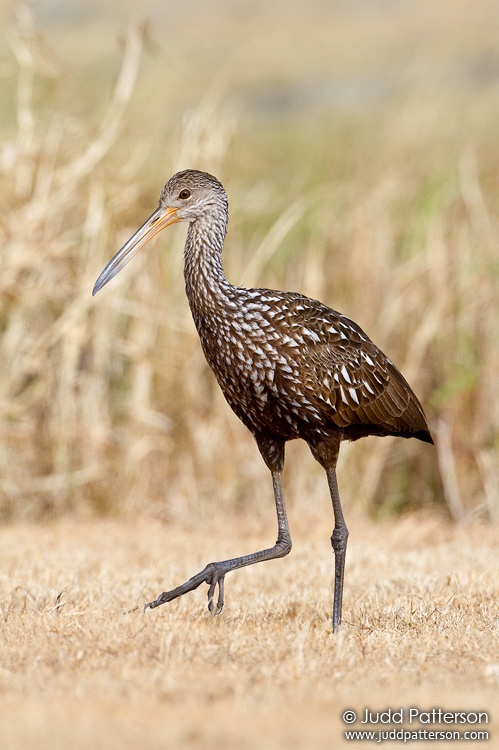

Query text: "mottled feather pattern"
[187, 282, 428, 443]
[92, 169, 433, 630]
[170, 171, 432, 451]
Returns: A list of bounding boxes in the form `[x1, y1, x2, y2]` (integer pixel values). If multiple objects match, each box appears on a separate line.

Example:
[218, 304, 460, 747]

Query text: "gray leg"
[326, 467, 349, 631]
[145, 471, 292, 614]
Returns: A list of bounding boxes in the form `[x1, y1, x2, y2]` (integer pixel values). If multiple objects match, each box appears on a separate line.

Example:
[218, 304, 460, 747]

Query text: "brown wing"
[294, 304, 432, 442]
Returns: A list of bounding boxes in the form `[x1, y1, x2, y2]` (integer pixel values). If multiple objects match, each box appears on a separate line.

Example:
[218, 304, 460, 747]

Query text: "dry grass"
[0, 513, 498, 748]
[0, 3, 498, 743]
[0, 4, 497, 525]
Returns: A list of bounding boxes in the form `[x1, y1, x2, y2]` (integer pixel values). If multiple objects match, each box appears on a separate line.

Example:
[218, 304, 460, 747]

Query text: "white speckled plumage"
[177, 177, 431, 446]
[93, 169, 433, 631]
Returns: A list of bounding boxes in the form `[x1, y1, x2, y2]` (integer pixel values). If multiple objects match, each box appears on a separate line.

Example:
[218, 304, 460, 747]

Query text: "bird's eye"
[179, 189, 191, 200]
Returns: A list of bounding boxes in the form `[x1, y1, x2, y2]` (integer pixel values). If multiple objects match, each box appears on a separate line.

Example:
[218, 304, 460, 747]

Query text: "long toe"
[207, 568, 226, 614]
[215, 576, 225, 615]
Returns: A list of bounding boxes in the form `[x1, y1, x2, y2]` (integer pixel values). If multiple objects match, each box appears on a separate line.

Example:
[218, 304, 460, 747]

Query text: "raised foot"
[144, 561, 227, 615]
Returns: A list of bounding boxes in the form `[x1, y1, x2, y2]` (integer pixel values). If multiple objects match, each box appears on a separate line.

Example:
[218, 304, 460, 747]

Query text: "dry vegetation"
[1, 514, 498, 749]
[0, 1, 498, 747]
[0, 4, 497, 525]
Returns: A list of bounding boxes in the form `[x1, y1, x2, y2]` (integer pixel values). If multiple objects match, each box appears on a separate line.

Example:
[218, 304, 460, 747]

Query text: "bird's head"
[92, 169, 228, 296]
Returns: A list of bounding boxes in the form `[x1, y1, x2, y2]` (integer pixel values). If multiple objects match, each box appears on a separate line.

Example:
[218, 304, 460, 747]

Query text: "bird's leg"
[145, 471, 292, 614]
[326, 467, 349, 631]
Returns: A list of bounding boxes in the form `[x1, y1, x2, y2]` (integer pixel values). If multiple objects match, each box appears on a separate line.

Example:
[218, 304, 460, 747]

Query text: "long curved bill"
[92, 205, 179, 296]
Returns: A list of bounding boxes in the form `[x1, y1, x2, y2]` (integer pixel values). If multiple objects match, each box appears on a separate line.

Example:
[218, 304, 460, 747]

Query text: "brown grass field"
[1, 513, 498, 749]
[0, 0, 498, 746]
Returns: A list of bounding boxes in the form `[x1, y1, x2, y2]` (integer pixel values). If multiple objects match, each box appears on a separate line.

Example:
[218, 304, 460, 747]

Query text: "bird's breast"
[193, 304, 330, 438]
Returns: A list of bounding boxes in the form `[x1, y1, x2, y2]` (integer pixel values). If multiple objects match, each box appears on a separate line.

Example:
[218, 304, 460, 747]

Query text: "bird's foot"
[331, 525, 349, 632]
[207, 571, 225, 614]
[144, 561, 227, 615]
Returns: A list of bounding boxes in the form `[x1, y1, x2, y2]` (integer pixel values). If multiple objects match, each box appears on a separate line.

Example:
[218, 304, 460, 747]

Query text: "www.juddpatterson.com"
[341, 709, 490, 744]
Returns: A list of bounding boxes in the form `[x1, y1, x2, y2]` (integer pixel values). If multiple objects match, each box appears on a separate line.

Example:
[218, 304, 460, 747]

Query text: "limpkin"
[93, 169, 433, 631]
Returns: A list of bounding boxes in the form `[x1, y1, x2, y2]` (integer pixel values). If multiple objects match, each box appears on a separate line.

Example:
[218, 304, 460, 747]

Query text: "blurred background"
[0, 0, 497, 524]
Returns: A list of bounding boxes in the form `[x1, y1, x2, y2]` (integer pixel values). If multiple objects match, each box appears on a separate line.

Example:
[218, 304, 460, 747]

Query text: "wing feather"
[292, 304, 430, 438]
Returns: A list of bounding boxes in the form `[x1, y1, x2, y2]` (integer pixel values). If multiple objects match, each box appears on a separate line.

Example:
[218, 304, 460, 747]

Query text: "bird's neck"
[183, 216, 233, 317]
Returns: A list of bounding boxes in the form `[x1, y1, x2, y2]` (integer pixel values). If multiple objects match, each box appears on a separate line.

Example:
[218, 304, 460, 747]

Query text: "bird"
[92, 169, 433, 631]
